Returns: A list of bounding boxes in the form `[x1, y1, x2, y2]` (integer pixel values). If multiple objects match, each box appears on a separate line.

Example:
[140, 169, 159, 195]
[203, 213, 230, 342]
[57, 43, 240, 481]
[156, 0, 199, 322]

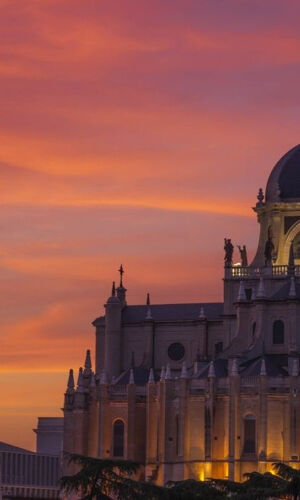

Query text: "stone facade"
[63, 145, 300, 483]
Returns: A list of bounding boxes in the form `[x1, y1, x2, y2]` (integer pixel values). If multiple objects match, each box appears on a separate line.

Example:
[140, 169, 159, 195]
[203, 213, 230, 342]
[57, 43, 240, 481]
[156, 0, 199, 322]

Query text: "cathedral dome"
[266, 144, 300, 202]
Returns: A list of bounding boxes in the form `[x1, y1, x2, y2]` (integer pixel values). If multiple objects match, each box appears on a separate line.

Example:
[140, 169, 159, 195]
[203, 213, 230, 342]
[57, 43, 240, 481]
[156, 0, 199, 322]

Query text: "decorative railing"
[229, 265, 300, 279]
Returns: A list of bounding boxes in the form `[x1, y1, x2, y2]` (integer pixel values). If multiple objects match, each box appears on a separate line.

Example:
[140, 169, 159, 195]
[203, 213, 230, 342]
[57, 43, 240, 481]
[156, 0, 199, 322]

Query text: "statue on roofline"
[224, 238, 234, 267]
[238, 245, 248, 267]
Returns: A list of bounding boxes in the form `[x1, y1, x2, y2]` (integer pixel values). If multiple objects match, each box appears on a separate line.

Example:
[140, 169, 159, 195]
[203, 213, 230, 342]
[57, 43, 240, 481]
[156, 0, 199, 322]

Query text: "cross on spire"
[118, 264, 124, 286]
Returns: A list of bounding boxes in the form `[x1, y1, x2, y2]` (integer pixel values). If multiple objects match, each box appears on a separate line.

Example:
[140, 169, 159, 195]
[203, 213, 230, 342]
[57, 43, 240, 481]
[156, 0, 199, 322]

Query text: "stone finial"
[208, 361, 215, 378]
[90, 372, 96, 387]
[256, 187, 264, 206]
[77, 367, 84, 392]
[100, 371, 108, 385]
[148, 368, 155, 383]
[231, 358, 239, 376]
[165, 364, 172, 379]
[180, 361, 188, 379]
[237, 280, 247, 302]
[129, 368, 135, 385]
[84, 349, 92, 370]
[256, 276, 266, 299]
[67, 369, 75, 393]
[292, 358, 299, 377]
[160, 366, 166, 381]
[289, 276, 297, 299]
[260, 358, 267, 376]
[118, 264, 124, 287]
[199, 306, 206, 319]
[112, 281, 116, 296]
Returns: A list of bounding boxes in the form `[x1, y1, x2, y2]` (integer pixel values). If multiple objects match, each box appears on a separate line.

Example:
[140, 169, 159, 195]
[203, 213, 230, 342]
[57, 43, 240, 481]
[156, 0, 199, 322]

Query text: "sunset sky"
[1, 0, 300, 450]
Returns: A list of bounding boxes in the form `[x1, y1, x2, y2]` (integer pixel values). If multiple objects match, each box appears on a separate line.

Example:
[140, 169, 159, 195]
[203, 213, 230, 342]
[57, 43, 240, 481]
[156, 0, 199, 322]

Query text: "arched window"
[113, 420, 124, 457]
[243, 414, 256, 454]
[273, 320, 284, 345]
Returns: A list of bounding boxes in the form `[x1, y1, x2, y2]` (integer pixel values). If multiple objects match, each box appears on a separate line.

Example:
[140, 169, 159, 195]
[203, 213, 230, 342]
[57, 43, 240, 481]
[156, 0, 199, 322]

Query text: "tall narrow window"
[273, 320, 284, 345]
[205, 407, 211, 459]
[243, 414, 256, 454]
[113, 420, 124, 457]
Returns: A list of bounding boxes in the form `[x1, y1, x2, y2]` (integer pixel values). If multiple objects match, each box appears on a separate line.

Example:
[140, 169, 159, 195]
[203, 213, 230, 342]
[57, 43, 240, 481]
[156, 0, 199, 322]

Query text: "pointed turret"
[148, 367, 155, 383]
[76, 367, 85, 392]
[145, 293, 153, 320]
[289, 276, 297, 298]
[180, 361, 188, 379]
[129, 368, 135, 385]
[237, 280, 246, 302]
[208, 361, 215, 378]
[199, 306, 206, 320]
[165, 364, 172, 379]
[66, 369, 75, 393]
[160, 366, 166, 381]
[256, 276, 266, 299]
[83, 349, 92, 374]
[107, 281, 120, 304]
[260, 358, 267, 376]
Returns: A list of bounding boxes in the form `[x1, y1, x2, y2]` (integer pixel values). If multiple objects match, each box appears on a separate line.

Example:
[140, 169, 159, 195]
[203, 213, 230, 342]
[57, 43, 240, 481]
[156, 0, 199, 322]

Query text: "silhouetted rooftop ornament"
[180, 361, 188, 379]
[260, 358, 266, 376]
[148, 368, 155, 383]
[129, 368, 134, 385]
[118, 264, 124, 287]
[224, 238, 234, 268]
[112, 281, 116, 296]
[67, 369, 75, 393]
[256, 187, 264, 206]
[160, 366, 166, 380]
[145, 293, 152, 320]
[165, 364, 172, 379]
[84, 349, 92, 371]
[77, 367, 84, 392]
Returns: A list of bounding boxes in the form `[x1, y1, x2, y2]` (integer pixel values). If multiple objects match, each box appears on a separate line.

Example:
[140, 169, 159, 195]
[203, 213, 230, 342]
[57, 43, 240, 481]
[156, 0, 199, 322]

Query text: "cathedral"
[63, 144, 300, 484]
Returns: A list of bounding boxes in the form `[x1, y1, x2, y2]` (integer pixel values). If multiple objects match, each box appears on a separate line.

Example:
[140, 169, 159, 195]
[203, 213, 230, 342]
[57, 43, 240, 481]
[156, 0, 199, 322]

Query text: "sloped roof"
[195, 358, 228, 378]
[0, 441, 32, 454]
[114, 366, 159, 386]
[239, 355, 289, 377]
[121, 303, 223, 323]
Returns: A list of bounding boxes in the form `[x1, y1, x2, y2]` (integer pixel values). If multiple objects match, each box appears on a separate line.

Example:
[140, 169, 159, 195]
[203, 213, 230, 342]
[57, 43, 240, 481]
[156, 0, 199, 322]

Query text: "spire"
[256, 276, 266, 299]
[118, 264, 124, 287]
[67, 369, 75, 393]
[129, 368, 135, 385]
[231, 358, 239, 376]
[292, 358, 298, 377]
[289, 276, 297, 298]
[260, 358, 267, 376]
[100, 371, 108, 384]
[148, 367, 155, 383]
[145, 293, 153, 320]
[77, 367, 84, 392]
[160, 366, 166, 381]
[180, 361, 188, 379]
[208, 361, 215, 378]
[165, 364, 172, 379]
[84, 349, 92, 371]
[112, 281, 116, 296]
[237, 280, 246, 302]
[199, 306, 206, 319]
